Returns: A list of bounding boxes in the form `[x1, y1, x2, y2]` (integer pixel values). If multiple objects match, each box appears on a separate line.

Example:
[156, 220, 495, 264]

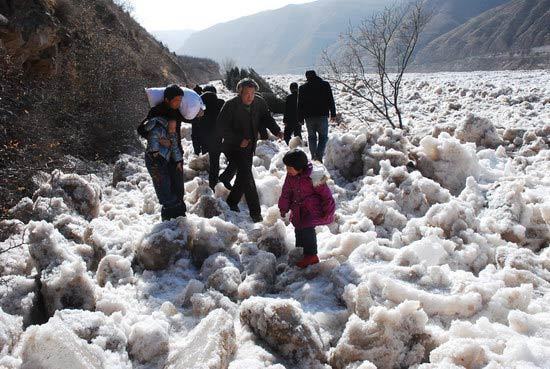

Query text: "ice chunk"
[257, 220, 289, 257]
[188, 216, 240, 268]
[96, 255, 134, 287]
[240, 297, 327, 364]
[238, 245, 277, 299]
[191, 290, 238, 317]
[455, 114, 502, 148]
[128, 317, 169, 363]
[112, 154, 145, 186]
[26, 221, 79, 272]
[135, 219, 189, 270]
[207, 267, 242, 300]
[33, 170, 102, 220]
[416, 133, 481, 195]
[20, 317, 105, 369]
[329, 301, 432, 369]
[166, 309, 236, 369]
[41, 260, 97, 316]
[0, 308, 23, 356]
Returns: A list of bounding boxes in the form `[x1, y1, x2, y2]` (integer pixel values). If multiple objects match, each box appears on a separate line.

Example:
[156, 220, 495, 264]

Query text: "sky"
[131, 0, 317, 32]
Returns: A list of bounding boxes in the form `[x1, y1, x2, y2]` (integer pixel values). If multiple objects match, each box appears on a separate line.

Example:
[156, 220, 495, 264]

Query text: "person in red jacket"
[278, 149, 336, 268]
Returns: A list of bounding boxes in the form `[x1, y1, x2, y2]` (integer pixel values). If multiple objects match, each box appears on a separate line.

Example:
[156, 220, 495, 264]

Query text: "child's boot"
[296, 254, 319, 268]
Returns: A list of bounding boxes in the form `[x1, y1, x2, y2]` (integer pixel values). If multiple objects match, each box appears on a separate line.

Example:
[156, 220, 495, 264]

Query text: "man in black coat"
[283, 82, 301, 144]
[297, 70, 336, 162]
[217, 78, 283, 222]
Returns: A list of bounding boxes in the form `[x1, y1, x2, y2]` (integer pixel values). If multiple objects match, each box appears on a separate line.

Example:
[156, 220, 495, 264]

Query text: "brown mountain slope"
[0, 0, 219, 216]
[415, 0, 550, 70]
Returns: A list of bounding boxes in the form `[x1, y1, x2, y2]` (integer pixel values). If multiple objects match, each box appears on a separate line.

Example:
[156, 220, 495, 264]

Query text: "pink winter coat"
[278, 163, 336, 230]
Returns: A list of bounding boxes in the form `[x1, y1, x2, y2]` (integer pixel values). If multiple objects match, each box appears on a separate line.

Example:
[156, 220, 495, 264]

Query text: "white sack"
[145, 86, 205, 120]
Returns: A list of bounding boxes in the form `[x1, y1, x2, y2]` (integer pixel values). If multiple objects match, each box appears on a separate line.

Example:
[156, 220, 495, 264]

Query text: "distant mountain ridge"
[178, 0, 549, 73]
[415, 0, 550, 71]
[152, 29, 195, 52]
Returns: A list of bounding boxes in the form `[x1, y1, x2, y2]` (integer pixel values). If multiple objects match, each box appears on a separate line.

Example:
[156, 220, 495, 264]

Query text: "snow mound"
[19, 311, 130, 369]
[96, 255, 134, 287]
[240, 297, 327, 364]
[238, 244, 277, 299]
[188, 216, 240, 268]
[207, 267, 242, 300]
[421, 315, 550, 368]
[325, 132, 366, 180]
[257, 220, 289, 257]
[41, 260, 97, 316]
[135, 219, 189, 270]
[112, 154, 145, 186]
[128, 317, 169, 363]
[0, 308, 22, 357]
[455, 113, 502, 148]
[329, 301, 432, 369]
[191, 290, 238, 318]
[190, 195, 223, 219]
[255, 140, 280, 169]
[416, 133, 482, 195]
[166, 309, 236, 369]
[33, 170, 102, 220]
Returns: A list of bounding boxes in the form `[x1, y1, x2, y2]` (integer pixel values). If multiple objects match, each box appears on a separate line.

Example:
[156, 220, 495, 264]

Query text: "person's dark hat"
[283, 149, 309, 171]
[290, 82, 298, 92]
[305, 70, 317, 80]
[164, 84, 184, 101]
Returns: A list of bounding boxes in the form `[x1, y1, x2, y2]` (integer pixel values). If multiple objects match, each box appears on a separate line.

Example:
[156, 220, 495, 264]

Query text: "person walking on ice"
[278, 149, 336, 268]
[297, 70, 337, 163]
[217, 78, 283, 222]
[140, 85, 187, 221]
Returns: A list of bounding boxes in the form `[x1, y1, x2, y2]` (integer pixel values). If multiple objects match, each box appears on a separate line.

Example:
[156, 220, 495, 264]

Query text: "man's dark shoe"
[251, 214, 263, 223]
[227, 202, 240, 212]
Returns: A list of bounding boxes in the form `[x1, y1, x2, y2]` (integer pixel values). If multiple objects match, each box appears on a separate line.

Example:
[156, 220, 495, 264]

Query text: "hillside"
[0, 0, 219, 217]
[415, 0, 550, 71]
[178, 0, 512, 73]
[179, 0, 388, 74]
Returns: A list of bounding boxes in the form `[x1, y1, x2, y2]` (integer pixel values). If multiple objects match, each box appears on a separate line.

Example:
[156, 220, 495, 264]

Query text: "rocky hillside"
[0, 0, 219, 217]
[415, 0, 550, 71]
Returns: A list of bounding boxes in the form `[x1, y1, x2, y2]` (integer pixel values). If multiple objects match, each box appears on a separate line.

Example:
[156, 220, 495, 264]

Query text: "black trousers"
[225, 147, 260, 217]
[295, 227, 317, 255]
[210, 150, 238, 188]
[284, 123, 302, 144]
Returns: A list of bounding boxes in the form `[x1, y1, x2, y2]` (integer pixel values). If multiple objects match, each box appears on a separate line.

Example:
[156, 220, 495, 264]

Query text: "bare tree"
[322, 1, 430, 129]
[221, 58, 238, 75]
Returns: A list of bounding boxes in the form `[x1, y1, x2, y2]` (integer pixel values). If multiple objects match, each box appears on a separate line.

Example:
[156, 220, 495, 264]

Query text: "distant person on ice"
[297, 70, 337, 163]
[283, 82, 302, 145]
[217, 78, 283, 222]
[138, 84, 187, 221]
[278, 149, 335, 268]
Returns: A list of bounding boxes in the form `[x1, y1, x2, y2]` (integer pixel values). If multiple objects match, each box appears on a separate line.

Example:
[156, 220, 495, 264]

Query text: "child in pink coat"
[278, 149, 336, 268]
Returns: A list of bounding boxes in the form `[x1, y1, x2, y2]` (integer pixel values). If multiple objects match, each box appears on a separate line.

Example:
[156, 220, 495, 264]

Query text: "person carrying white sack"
[138, 85, 189, 221]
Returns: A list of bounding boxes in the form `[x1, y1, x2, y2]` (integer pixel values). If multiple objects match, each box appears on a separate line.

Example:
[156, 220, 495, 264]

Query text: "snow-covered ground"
[1, 70, 549, 369]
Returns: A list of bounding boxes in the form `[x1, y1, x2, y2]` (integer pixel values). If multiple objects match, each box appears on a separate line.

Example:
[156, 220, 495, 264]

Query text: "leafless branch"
[322, 0, 430, 130]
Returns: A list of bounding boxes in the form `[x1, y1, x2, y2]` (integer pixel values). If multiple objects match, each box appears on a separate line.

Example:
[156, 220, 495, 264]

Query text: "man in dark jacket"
[297, 70, 336, 162]
[217, 78, 282, 222]
[140, 84, 187, 221]
[283, 82, 301, 144]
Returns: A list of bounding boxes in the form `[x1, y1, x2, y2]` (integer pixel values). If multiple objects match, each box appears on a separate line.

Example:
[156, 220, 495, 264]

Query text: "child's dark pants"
[295, 227, 317, 255]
